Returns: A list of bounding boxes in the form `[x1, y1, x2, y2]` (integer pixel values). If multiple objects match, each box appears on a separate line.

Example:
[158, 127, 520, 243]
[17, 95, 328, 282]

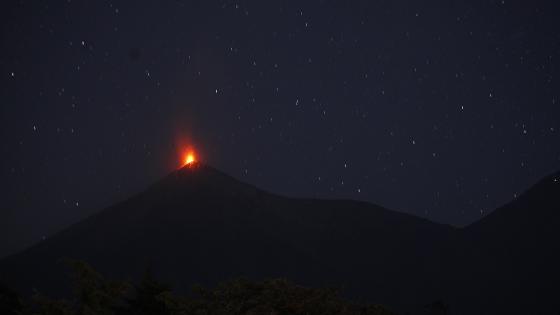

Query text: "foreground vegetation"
[0, 260, 396, 315]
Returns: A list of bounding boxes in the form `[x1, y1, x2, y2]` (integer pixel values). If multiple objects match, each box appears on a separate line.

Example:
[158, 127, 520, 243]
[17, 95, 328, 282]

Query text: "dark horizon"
[2, 156, 559, 314]
[1, 160, 558, 261]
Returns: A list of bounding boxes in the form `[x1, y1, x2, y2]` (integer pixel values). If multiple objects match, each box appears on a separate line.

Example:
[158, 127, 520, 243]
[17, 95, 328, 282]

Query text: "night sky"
[2, 0, 560, 257]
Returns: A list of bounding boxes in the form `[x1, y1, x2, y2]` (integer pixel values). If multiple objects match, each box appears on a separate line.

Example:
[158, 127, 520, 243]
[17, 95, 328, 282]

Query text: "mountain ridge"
[1, 164, 559, 314]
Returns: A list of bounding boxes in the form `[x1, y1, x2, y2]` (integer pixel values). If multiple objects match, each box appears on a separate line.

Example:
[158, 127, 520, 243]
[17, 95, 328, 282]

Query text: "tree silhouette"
[0, 284, 24, 315]
[424, 299, 449, 315]
[1, 260, 397, 315]
[126, 268, 171, 315]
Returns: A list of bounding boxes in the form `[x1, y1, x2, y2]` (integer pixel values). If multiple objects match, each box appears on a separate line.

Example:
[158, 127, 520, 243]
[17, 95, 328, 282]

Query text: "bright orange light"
[183, 150, 197, 167]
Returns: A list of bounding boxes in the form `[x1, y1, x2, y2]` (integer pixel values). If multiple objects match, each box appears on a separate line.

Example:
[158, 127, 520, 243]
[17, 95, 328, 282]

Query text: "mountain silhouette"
[1, 163, 559, 314]
[451, 171, 560, 314]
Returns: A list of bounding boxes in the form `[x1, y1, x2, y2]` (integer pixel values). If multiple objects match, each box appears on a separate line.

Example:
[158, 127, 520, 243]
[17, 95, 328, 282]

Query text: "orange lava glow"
[183, 150, 197, 167]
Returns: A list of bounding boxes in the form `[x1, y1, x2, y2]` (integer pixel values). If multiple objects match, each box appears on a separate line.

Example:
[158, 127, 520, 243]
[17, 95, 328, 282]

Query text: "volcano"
[1, 164, 559, 314]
